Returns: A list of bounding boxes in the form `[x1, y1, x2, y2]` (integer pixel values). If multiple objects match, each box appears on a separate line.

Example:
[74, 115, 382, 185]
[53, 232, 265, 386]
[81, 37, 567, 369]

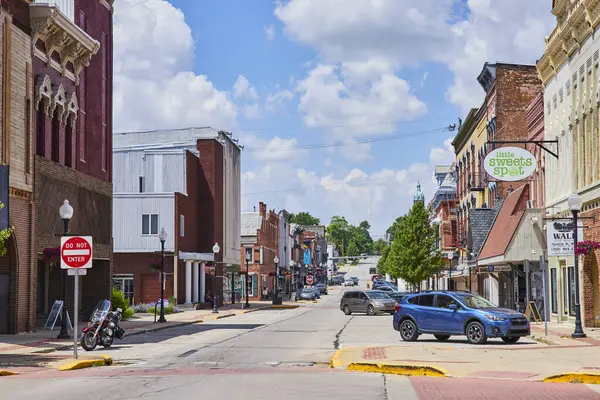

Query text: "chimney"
[259, 202, 267, 216]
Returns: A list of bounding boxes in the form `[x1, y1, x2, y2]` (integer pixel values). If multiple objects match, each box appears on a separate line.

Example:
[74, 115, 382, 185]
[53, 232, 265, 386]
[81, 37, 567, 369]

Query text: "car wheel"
[501, 336, 520, 344]
[367, 305, 376, 316]
[399, 320, 419, 342]
[466, 321, 487, 345]
[434, 334, 451, 341]
[343, 305, 352, 315]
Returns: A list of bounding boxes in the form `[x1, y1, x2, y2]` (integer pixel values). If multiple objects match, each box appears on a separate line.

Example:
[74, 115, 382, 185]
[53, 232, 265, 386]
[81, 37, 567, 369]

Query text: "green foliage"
[0, 202, 12, 257]
[385, 201, 444, 286]
[346, 242, 359, 257]
[147, 304, 177, 315]
[377, 245, 391, 275]
[326, 217, 373, 256]
[122, 307, 134, 320]
[111, 287, 134, 320]
[372, 239, 388, 255]
[289, 212, 321, 225]
[351, 259, 360, 266]
[386, 216, 405, 242]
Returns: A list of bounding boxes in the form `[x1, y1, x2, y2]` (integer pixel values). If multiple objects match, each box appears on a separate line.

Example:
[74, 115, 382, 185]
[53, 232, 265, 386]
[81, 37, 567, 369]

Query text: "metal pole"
[245, 258, 250, 308]
[73, 270, 79, 359]
[158, 240, 167, 323]
[58, 219, 71, 339]
[572, 210, 586, 338]
[540, 254, 548, 337]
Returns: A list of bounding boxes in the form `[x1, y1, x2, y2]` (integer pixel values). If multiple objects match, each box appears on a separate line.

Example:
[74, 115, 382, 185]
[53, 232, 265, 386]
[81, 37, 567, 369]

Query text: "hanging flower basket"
[43, 248, 60, 263]
[148, 259, 161, 270]
[574, 240, 600, 257]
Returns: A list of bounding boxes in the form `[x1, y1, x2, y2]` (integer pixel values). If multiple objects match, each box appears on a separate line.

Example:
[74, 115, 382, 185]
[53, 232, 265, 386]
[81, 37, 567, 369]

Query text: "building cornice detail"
[30, 3, 100, 85]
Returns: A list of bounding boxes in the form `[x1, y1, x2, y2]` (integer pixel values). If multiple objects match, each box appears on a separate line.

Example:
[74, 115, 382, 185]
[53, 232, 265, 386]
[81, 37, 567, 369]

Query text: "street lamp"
[289, 260, 297, 301]
[157, 228, 167, 323]
[245, 250, 252, 308]
[273, 256, 280, 305]
[568, 192, 586, 338]
[447, 252, 454, 291]
[212, 242, 220, 314]
[57, 200, 73, 339]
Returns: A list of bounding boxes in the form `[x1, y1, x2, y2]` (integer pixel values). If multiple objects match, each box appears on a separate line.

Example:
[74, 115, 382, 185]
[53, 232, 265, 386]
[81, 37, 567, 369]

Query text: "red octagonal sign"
[306, 275, 314, 285]
[61, 236, 93, 269]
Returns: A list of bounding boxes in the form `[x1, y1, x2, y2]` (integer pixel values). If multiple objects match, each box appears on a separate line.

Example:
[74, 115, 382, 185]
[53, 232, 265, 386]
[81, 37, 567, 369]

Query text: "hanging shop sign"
[546, 219, 585, 257]
[483, 147, 536, 182]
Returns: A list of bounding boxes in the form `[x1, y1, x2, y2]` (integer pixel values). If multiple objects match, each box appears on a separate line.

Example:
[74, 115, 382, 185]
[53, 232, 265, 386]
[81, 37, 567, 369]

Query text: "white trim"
[178, 251, 215, 262]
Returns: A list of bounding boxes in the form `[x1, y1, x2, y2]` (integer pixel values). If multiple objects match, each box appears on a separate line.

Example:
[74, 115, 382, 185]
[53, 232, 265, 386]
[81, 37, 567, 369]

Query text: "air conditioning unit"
[526, 200, 534, 209]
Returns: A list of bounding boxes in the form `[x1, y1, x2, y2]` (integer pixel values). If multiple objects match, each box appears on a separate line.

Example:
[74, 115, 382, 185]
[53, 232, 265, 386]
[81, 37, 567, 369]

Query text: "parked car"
[373, 281, 396, 290]
[299, 288, 317, 301]
[330, 276, 344, 286]
[340, 290, 397, 316]
[342, 277, 355, 287]
[375, 286, 395, 293]
[350, 276, 359, 285]
[392, 291, 530, 345]
[312, 287, 321, 299]
[316, 283, 328, 295]
[385, 291, 411, 303]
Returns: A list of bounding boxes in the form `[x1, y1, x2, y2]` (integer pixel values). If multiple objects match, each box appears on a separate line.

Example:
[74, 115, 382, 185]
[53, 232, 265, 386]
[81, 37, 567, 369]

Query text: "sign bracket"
[486, 140, 559, 159]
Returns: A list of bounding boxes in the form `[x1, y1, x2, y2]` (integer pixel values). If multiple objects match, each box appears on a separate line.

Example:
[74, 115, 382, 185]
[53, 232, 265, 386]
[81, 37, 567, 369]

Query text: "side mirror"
[448, 303, 458, 310]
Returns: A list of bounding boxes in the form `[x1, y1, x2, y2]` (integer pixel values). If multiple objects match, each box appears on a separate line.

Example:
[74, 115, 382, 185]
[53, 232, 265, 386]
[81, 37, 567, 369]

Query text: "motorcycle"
[80, 299, 125, 351]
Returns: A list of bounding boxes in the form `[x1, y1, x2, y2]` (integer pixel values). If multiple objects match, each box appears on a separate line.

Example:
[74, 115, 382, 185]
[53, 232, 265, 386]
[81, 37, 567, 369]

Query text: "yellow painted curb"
[58, 355, 113, 371]
[271, 305, 300, 309]
[0, 370, 18, 376]
[543, 373, 600, 384]
[330, 349, 345, 368]
[347, 362, 447, 378]
[213, 313, 236, 320]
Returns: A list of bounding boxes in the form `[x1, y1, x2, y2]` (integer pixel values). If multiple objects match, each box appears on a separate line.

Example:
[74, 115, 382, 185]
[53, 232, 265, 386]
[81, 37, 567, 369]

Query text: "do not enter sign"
[61, 236, 93, 269]
[306, 275, 314, 285]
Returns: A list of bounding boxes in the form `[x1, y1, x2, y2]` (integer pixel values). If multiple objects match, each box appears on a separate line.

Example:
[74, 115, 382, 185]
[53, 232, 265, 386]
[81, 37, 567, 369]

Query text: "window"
[407, 296, 418, 304]
[568, 266, 575, 317]
[179, 215, 185, 237]
[550, 268, 557, 314]
[51, 110, 59, 162]
[141, 214, 159, 235]
[113, 275, 134, 304]
[436, 294, 457, 309]
[566, 80, 571, 95]
[559, 88, 563, 103]
[138, 176, 145, 193]
[417, 294, 434, 307]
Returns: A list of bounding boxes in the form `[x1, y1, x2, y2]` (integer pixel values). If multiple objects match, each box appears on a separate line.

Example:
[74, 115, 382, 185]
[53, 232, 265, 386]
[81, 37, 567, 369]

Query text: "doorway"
[0, 273, 8, 333]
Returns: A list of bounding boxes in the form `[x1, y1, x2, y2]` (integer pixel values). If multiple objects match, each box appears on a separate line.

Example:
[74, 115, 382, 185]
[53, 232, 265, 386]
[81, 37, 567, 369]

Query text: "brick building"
[0, 0, 112, 334]
[525, 91, 545, 209]
[538, 0, 600, 327]
[112, 128, 242, 307]
[240, 202, 279, 299]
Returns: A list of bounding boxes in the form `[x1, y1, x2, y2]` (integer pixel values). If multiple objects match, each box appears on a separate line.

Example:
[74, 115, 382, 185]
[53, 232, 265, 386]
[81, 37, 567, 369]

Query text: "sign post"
[61, 236, 93, 360]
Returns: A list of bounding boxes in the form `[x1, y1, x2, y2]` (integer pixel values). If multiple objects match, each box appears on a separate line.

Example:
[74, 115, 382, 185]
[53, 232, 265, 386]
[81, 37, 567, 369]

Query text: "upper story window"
[142, 214, 159, 235]
[180, 215, 185, 237]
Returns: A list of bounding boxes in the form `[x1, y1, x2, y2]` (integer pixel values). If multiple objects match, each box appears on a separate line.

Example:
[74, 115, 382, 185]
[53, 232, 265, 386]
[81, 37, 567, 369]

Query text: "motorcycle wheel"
[102, 336, 114, 348]
[81, 331, 98, 351]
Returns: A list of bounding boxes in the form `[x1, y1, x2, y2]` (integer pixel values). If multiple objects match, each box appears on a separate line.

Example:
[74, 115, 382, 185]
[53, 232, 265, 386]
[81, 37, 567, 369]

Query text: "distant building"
[413, 182, 425, 204]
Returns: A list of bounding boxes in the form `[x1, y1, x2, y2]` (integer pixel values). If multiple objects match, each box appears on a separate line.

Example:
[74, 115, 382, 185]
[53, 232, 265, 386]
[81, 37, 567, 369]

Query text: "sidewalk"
[0, 299, 300, 360]
[331, 323, 600, 382]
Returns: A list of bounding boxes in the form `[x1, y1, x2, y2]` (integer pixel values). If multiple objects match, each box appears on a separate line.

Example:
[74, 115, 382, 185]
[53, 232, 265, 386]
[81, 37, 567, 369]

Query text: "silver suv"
[340, 290, 397, 316]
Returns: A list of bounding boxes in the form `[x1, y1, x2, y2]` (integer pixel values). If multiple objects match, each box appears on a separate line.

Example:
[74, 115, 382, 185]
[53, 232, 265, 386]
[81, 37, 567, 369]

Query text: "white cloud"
[113, 0, 243, 132]
[295, 63, 427, 140]
[250, 136, 309, 162]
[233, 75, 258, 101]
[429, 138, 455, 165]
[265, 89, 294, 112]
[265, 24, 276, 41]
[275, 0, 555, 113]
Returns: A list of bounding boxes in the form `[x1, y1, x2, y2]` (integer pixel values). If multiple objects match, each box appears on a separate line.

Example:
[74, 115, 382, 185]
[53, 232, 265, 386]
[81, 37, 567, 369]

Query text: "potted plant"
[574, 240, 600, 257]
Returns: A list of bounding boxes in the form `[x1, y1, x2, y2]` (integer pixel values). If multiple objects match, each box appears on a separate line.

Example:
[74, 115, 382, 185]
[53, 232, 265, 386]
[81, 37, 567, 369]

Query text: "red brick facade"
[581, 208, 600, 327]
[525, 91, 545, 208]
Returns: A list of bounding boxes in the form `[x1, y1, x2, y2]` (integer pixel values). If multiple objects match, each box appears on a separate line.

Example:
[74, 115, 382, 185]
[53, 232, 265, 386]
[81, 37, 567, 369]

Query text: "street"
[3, 259, 600, 399]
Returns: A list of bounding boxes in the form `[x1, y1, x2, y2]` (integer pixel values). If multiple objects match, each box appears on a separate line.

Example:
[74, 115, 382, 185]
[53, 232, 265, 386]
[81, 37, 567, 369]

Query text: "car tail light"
[395, 304, 401, 311]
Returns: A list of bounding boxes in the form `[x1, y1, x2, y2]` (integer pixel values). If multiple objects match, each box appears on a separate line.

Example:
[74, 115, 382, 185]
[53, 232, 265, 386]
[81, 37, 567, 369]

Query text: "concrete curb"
[330, 348, 345, 368]
[58, 355, 113, 371]
[347, 362, 447, 377]
[213, 313, 236, 320]
[271, 305, 300, 309]
[0, 370, 18, 376]
[543, 373, 600, 384]
[124, 319, 204, 337]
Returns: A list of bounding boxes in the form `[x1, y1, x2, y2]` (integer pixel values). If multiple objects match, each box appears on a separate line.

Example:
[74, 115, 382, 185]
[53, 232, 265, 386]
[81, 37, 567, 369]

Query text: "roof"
[477, 185, 529, 260]
[241, 213, 262, 237]
[113, 127, 242, 150]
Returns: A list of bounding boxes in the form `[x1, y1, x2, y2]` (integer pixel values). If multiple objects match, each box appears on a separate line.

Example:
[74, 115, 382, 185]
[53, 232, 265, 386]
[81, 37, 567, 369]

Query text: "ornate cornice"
[30, 4, 100, 85]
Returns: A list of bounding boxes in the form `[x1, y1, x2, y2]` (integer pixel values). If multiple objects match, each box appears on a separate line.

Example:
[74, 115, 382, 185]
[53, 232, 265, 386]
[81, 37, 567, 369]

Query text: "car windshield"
[301, 289, 313, 293]
[456, 294, 497, 309]
[368, 292, 391, 299]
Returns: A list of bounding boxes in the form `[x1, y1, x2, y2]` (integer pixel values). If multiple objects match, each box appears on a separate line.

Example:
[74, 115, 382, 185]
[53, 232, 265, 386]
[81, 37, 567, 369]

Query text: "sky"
[113, 0, 556, 238]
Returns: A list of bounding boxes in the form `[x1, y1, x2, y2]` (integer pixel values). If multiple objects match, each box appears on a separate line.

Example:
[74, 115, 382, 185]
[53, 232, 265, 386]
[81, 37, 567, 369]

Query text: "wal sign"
[546, 220, 584, 257]
[483, 147, 536, 182]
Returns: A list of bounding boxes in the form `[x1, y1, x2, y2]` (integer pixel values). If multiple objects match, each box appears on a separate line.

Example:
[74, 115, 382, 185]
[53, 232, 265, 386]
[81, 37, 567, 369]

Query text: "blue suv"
[392, 291, 530, 345]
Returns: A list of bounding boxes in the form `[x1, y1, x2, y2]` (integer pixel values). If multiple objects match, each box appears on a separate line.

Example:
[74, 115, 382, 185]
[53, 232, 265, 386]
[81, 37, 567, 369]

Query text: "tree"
[326, 216, 352, 255]
[372, 239, 388, 255]
[346, 242, 359, 257]
[377, 245, 391, 275]
[0, 203, 12, 256]
[385, 201, 444, 286]
[386, 216, 404, 242]
[289, 212, 320, 226]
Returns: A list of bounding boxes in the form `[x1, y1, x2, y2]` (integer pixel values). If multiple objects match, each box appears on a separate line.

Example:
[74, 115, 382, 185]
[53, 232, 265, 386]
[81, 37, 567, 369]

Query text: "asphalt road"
[3, 257, 600, 399]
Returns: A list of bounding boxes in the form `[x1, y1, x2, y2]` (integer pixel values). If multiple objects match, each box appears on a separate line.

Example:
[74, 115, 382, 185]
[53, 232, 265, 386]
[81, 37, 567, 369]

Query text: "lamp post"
[290, 260, 297, 301]
[158, 228, 167, 323]
[245, 251, 251, 308]
[57, 200, 73, 339]
[447, 252, 454, 291]
[568, 192, 586, 338]
[273, 256, 280, 305]
[212, 242, 220, 314]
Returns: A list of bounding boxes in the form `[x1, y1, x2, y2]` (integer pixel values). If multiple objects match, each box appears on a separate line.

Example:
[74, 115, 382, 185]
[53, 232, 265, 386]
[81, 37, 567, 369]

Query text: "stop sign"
[61, 236, 93, 269]
[306, 275, 314, 285]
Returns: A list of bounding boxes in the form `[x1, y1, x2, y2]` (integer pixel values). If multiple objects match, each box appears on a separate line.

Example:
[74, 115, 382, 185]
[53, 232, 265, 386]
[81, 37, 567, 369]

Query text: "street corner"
[55, 354, 113, 371]
[347, 362, 448, 378]
[329, 346, 370, 369]
[543, 372, 600, 385]
[212, 313, 236, 320]
[0, 370, 18, 376]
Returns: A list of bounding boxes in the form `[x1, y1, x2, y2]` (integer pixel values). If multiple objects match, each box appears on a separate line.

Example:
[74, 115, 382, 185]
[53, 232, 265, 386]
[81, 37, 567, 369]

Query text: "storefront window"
[550, 268, 557, 314]
[113, 274, 134, 304]
[562, 266, 568, 315]
[568, 266, 575, 317]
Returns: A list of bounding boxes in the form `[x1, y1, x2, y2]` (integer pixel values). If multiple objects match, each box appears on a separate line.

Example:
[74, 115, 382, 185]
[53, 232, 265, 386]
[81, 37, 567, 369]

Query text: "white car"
[342, 278, 355, 287]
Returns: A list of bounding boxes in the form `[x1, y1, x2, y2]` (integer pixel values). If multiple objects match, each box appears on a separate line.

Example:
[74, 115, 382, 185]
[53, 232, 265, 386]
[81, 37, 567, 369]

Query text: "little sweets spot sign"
[483, 147, 537, 182]
[61, 236, 93, 269]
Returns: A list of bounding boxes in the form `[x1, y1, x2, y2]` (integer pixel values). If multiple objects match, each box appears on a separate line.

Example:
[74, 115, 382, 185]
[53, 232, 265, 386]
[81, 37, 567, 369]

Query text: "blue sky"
[113, 0, 555, 235]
